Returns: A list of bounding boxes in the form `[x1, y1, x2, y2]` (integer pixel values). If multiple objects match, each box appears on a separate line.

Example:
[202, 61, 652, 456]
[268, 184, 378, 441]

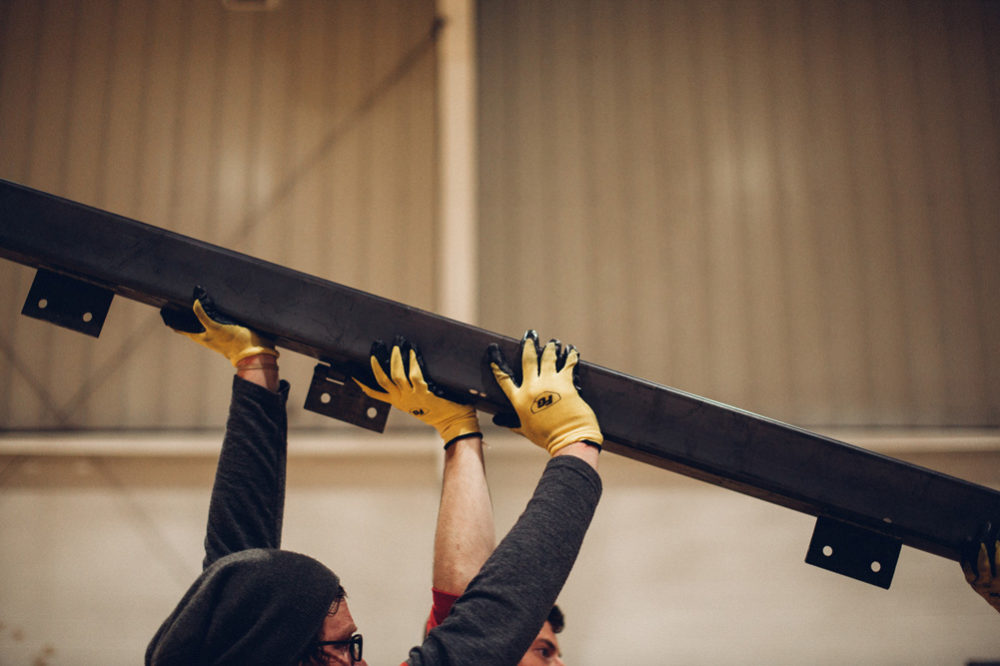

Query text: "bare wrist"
[236, 353, 278, 369]
[552, 440, 600, 470]
[236, 354, 280, 391]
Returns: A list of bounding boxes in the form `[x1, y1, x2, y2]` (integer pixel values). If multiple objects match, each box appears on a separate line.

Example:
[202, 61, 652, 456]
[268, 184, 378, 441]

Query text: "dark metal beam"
[2, 178, 998, 588]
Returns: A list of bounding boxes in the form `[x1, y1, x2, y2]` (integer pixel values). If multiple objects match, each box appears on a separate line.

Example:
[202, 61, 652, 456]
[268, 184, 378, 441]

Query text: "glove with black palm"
[160, 286, 278, 366]
[962, 522, 1000, 614]
[355, 336, 481, 449]
[487, 330, 602, 455]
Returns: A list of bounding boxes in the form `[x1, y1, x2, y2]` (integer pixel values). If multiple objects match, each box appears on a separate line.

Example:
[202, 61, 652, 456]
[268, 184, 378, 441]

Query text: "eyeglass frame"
[313, 633, 363, 664]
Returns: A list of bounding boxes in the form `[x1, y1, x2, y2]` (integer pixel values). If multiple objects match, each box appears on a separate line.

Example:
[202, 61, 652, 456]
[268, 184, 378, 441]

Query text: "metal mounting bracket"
[304, 363, 391, 432]
[21, 268, 114, 338]
[805, 516, 902, 589]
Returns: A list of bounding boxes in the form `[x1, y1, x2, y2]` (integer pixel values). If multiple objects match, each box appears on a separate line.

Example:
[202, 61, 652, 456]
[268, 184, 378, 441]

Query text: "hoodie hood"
[146, 549, 341, 666]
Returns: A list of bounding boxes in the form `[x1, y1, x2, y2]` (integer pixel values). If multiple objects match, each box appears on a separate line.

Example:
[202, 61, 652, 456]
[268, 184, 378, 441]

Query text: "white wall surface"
[1, 430, 997, 665]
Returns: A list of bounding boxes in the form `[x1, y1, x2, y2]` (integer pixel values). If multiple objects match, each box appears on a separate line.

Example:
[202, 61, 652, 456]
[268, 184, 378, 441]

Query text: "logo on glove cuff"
[531, 392, 561, 413]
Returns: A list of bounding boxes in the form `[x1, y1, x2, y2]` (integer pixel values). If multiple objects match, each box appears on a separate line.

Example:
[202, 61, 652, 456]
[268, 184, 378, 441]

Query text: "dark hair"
[297, 585, 350, 665]
[326, 585, 348, 616]
[547, 604, 565, 634]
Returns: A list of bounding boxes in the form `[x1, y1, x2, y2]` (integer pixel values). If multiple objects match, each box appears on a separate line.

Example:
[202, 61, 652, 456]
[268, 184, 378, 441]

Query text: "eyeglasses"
[313, 633, 363, 664]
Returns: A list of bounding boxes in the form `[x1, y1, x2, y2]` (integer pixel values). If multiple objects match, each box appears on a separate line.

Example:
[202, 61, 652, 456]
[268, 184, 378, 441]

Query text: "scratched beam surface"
[2, 178, 998, 575]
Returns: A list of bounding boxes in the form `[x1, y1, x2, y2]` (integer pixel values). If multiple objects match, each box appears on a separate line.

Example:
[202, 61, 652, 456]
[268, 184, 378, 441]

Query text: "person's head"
[518, 605, 565, 666]
[297, 594, 368, 666]
[146, 549, 347, 666]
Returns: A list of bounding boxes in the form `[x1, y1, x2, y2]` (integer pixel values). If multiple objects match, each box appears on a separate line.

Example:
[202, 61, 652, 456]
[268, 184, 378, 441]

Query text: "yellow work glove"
[355, 337, 481, 448]
[488, 330, 602, 455]
[962, 525, 1000, 613]
[159, 286, 278, 366]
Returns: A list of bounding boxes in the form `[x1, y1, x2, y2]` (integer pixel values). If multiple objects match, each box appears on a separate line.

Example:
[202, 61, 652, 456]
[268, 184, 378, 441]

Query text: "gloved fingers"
[370, 338, 391, 369]
[368, 352, 396, 394]
[488, 343, 521, 398]
[520, 330, 541, 380]
[980, 535, 999, 580]
[976, 542, 993, 583]
[987, 522, 1000, 579]
[389, 342, 409, 388]
[414, 345, 451, 399]
[161, 286, 248, 334]
[563, 345, 584, 392]
[963, 558, 977, 585]
[367, 339, 401, 391]
[402, 337, 471, 405]
[977, 523, 998, 577]
[192, 299, 220, 332]
[408, 348, 431, 394]
[962, 522, 999, 581]
[539, 338, 560, 375]
[190, 286, 239, 325]
[562, 345, 579, 373]
[490, 361, 517, 398]
[354, 377, 391, 403]
[159, 304, 202, 333]
[355, 339, 395, 399]
[487, 343, 516, 384]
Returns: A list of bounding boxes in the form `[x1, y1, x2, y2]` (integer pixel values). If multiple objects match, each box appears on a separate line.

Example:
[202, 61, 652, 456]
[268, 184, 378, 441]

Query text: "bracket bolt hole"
[822, 545, 834, 557]
[82, 312, 93, 323]
[320, 393, 332, 404]
[870, 561, 881, 573]
[366, 407, 378, 419]
[38, 299, 48, 309]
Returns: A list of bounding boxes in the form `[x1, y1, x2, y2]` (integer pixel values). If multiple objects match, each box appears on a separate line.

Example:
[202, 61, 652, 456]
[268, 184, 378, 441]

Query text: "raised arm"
[160, 287, 287, 568]
[407, 331, 604, 665]
[354, 338, 494, 602]
[434, 436, 495, 596]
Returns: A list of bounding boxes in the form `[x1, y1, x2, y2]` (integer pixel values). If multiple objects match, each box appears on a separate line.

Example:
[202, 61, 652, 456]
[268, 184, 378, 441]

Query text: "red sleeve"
[425, 587, 460, 634]
[404, 589, 460, 664]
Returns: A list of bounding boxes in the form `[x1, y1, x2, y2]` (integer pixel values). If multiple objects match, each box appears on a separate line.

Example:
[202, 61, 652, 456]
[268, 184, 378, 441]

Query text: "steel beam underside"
[3, 178, 998, 579]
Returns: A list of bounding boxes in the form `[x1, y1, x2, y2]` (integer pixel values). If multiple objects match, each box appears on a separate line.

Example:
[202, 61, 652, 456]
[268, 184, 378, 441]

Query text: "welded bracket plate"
[21, 268, 114, 338]
[805, 516, 902, 589]
[304, 363, 390, 432]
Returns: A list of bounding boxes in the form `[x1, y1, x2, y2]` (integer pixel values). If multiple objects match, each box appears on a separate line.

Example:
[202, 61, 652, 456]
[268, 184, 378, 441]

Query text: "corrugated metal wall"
[2, 0, 999, 434]
[477, 0, 1000, 428]
[0, 0, 439, 429]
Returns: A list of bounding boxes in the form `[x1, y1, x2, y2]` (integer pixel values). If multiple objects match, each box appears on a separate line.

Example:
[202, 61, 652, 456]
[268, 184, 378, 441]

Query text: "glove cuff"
[230, 346, 279, 366]
[546, 426, 604, 456]
[436, 411, 482, 445]
[443, 432, 484, 450]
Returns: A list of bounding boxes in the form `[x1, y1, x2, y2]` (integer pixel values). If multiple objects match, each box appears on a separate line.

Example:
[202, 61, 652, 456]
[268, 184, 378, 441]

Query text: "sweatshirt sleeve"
[406, 454, 602, 666]
[202, 376, 290, 569]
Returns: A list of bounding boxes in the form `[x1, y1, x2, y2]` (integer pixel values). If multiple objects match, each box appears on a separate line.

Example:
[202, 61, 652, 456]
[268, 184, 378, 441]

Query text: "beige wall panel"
[0, 446, 997, 663]
[954, 4, 1000, 423]
[477, 0, 1000, 428]
[728, 1, 790, 420]
[764, 0, 825, 423]
[0, 0, 439, 429]
[838, 0, 910, 426]
[655, 0, 714, 401]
